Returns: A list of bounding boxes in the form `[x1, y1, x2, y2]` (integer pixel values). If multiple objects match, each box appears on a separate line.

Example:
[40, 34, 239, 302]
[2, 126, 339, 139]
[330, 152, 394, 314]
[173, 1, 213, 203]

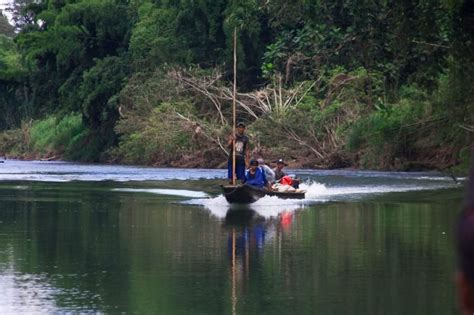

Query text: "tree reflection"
[0, 180, 460, 314]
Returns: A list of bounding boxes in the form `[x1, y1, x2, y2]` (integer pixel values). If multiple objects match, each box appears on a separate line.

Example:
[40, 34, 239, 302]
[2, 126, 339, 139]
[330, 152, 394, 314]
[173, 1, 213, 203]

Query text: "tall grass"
[29, 114, 86, 157]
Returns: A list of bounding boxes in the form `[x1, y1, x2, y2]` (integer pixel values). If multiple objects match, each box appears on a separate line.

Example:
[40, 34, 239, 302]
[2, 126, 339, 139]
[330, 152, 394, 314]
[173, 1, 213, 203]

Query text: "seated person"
[257, 158, 275, 183]
[244, 159, 271, 190]
[273, 158, 288, 181]
[273, 158, 300, 189]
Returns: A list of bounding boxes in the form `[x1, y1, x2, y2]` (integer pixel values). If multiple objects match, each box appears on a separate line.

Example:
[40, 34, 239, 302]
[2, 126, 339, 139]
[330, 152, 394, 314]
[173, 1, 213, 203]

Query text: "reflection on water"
[0, 267, 58, 314]
[0, 162, 464, 314]
[225, 208, 295, 315]
[220, 201, 459, 315]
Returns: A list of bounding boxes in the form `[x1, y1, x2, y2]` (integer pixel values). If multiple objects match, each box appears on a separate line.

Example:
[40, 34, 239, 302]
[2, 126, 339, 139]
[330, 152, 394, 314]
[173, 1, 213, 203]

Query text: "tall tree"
[12, 0, 133, 159]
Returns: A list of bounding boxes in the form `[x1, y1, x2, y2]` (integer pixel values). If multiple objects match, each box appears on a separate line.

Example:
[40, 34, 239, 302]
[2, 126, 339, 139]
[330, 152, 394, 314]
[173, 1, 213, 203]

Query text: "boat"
[222, 184, 305, 204]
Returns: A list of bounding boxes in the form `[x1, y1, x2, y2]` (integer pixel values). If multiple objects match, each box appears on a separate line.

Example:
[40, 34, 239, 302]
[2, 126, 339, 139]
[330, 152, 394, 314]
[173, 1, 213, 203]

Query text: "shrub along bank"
[1, 68, 470, 174]
[0, 1, 473, 174]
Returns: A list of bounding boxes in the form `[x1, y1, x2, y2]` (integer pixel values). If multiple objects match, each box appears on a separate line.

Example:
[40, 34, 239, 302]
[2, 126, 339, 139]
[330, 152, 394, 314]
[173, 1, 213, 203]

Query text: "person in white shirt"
[257, 158, 275, 183]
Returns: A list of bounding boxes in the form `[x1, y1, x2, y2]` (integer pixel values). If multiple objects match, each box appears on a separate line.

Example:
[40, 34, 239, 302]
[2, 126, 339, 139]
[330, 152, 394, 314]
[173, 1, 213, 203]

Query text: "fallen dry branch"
[459, 124, 474, 133]
[174, 112, 229, 156]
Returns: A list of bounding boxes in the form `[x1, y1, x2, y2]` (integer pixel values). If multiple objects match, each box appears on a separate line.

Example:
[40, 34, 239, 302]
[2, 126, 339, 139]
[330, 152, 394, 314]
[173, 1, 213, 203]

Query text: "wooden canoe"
[222, 184, 305, 204]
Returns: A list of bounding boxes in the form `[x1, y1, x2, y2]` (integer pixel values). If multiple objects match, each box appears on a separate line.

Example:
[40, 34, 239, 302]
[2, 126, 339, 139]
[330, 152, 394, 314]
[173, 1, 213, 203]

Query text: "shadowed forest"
[0, 0, 473, 172]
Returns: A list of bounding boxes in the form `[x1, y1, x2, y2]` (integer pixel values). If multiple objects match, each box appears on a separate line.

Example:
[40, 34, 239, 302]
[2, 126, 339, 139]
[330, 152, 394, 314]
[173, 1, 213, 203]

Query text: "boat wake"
[184, 179, 460, 219]
[183, 195, 306, 219]
[112, 188, 208, 198]
[300, 180, 456, 199]
[184, 182, 327, 218]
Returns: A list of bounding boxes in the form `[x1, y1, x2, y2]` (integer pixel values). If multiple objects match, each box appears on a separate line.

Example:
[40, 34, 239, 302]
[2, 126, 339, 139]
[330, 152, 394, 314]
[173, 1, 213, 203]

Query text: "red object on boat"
[280, 175, 294, 186]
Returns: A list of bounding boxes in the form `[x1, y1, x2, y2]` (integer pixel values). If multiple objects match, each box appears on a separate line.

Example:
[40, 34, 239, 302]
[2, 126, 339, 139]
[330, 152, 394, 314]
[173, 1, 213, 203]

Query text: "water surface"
[0, 160, 463, 314]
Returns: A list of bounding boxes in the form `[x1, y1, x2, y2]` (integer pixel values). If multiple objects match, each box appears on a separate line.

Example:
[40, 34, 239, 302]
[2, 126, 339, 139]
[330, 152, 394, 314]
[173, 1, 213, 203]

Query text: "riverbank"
[1, 143, 469, 176]
[0, 111, 470, 174]
[2, 0, 473, 182]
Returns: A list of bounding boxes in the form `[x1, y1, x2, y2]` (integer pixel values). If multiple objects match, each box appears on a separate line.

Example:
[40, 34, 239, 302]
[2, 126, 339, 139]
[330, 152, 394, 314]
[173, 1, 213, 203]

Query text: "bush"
[29, 114, 86, 157]
[29, 116, 58, 153]
[0, 122, 31, 158]
[112, 101, 196, 165]
[346, 85, 429, 169]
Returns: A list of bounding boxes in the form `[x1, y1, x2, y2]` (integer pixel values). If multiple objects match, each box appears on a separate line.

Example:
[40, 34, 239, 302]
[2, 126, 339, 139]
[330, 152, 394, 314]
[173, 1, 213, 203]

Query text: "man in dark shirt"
[273, 158, 288, 181]
[227, 122, 250, 184]
[273, 158, 300, 188]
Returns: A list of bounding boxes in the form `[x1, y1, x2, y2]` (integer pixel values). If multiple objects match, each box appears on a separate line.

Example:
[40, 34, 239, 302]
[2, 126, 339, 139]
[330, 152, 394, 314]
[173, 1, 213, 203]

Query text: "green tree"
[13, 0, 133, 159]
[0, 34, 28, 130]
[262, 0, 450, 91]
[129, 0, 272, 87]
[79, 56, 129, 150]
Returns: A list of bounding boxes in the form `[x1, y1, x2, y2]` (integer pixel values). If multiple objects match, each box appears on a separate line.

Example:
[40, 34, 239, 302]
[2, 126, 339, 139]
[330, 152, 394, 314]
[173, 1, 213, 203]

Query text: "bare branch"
[412, 40, 451, 49]
[459, 124, 474, 132]
[174, 112, 229, 155]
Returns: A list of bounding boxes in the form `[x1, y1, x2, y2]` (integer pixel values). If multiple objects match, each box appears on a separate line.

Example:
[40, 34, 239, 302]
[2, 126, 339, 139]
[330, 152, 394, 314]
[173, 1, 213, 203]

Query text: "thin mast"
[232, 27, 237, 185]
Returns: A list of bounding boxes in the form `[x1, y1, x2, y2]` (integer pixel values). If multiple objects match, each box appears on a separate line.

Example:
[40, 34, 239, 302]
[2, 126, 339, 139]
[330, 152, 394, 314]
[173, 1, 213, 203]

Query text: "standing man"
[227, 121, 250, 184]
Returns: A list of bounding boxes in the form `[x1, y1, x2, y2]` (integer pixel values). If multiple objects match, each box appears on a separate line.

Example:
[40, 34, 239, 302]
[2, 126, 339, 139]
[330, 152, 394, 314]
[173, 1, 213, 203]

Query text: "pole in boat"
[232, 27, 237, 186]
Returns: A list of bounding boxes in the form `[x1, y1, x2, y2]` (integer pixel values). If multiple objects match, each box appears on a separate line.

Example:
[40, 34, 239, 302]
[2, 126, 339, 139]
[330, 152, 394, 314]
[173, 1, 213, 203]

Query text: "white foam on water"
[0, 174, 72, 182]
[184, 184, 325, 219]
[412, 176, 466, 182]
[190, 195, 232, 218]
[113, 188, 208, 198]
[300, 180, 456, 199]
[184, 195, 305, 219]
[184, 179, 460, 218]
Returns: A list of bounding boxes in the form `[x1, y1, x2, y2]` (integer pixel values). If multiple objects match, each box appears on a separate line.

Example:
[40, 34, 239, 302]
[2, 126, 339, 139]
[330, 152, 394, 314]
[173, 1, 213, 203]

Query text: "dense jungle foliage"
[0, 0, 473, 171]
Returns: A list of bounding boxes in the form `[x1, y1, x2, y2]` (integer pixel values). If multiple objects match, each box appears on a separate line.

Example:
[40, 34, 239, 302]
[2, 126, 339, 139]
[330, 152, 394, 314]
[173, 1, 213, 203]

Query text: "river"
[0, 160, 464, 314]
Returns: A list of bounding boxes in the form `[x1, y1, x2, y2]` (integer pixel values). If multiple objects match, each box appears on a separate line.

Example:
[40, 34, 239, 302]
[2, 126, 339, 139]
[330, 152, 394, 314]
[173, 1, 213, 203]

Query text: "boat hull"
[222, 184, 305, 204]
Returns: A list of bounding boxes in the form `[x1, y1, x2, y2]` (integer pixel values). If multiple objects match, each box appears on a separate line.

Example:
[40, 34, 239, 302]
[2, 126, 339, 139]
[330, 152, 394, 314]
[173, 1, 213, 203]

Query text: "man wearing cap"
[273, 158, 300, 188]
[273, 158, 288, 181]
[227, 121, 250, 184]
[244, 159, 271, 189]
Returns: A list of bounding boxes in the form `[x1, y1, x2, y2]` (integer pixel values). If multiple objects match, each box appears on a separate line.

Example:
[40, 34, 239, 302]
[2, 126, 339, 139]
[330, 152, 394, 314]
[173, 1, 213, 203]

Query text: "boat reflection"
[224, 208, 296, 315]
[224, 208, 263, 226]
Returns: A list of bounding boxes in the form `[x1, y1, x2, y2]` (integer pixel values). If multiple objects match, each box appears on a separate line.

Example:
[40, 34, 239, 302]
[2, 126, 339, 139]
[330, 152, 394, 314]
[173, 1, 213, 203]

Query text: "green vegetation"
[29, 113, 86, 157]
[0, 0, 472, 172]
[0, 114, 87, 160]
